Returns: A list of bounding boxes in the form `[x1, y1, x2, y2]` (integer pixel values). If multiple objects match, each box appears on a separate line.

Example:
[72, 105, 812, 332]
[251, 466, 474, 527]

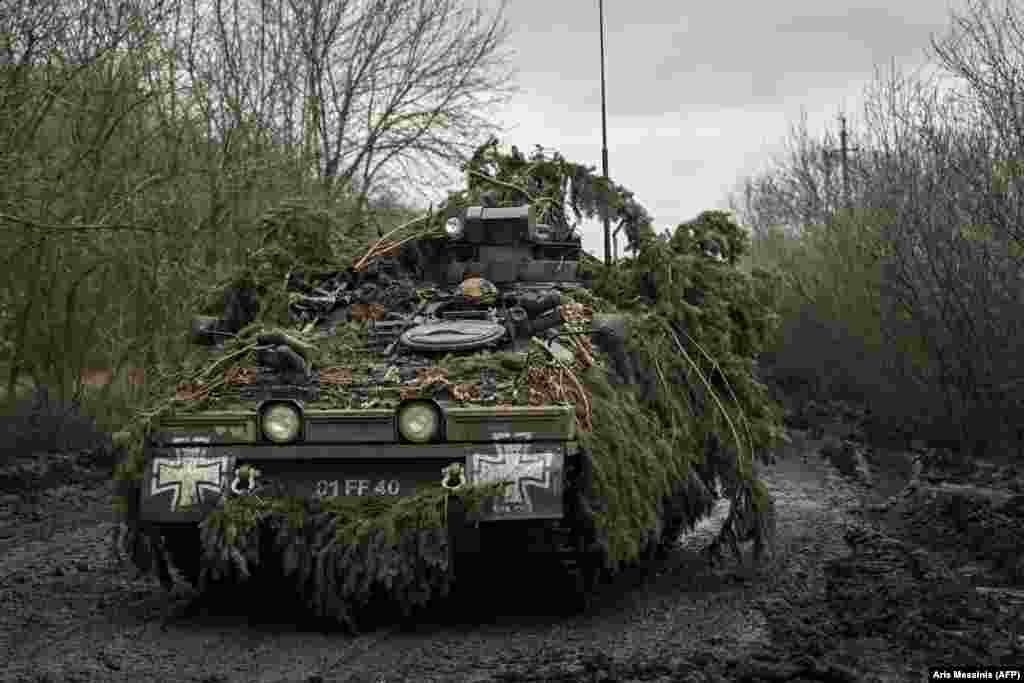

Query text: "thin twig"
[466, 169, 535, 202]
[354, 214, 425, 270]
[356, 227, 439, 268]
[663, 322, 746, 469]
[536, 339, 591, 431]
[354, 211, 432, 271]
[563, 366, 591, 432]
[674, 323, 755, 461]
[0, 212, 165, 233]
[197, 343, 261, 383]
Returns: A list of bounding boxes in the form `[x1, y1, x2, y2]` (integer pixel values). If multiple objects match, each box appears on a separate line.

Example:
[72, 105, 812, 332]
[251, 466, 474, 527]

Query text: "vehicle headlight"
[261, 403, 301, 443]
[445, 217, 464, 239]
[397, 401, 441, 443]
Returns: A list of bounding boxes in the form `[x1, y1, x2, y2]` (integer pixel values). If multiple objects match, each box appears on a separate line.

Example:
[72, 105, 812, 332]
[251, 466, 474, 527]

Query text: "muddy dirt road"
[0, 430, 1019, 682]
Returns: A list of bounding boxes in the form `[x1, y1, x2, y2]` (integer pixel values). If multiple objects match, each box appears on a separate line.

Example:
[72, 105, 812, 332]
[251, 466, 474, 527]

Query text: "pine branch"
[466, 168, 535, 202]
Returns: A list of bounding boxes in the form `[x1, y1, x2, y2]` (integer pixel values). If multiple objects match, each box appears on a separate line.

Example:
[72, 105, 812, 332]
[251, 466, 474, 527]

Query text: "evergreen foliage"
[569, 209, 785, 568]
[196, 198, 385, 329]
[192, 481, 509, 630]
[431, 137, 656, 249]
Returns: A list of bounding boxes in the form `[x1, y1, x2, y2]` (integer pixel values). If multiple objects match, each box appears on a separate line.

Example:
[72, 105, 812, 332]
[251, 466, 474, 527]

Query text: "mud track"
[1, 430, 1021, 682]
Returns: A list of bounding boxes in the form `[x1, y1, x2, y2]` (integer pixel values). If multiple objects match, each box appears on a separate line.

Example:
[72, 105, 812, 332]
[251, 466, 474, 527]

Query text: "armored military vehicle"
[126, 204, 619, 612]
[116, 192, 779, 626]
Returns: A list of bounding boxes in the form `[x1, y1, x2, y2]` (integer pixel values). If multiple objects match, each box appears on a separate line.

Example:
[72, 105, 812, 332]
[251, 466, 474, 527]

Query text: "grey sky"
[471, 0, 958, 256]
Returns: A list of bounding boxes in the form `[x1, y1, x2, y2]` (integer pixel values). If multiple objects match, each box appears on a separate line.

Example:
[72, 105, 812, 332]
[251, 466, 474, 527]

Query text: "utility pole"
[822, 146, 834, 213]
[598, 0, 611, 266]
[824, 114, 859, 210]
[839, 114, 858, 209]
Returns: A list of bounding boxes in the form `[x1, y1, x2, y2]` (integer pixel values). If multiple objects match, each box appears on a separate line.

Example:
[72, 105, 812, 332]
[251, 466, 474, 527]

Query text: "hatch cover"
[399, 320, 506, 351]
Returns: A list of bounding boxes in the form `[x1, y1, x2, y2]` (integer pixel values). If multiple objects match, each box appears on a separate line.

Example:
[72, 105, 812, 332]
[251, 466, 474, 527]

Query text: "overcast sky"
[471, 0, 959, 257]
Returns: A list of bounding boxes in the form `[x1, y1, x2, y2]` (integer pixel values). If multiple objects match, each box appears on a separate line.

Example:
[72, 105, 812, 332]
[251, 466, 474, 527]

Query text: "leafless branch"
[185, 0, 513, 203]
[0, 213, 167, 233]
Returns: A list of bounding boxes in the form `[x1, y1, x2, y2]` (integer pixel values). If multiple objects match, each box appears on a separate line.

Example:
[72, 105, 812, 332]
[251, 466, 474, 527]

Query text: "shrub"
[0, 384, 111, 465]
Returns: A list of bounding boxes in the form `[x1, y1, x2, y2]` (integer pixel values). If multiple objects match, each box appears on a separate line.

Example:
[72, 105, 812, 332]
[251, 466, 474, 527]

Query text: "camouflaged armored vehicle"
[130, 204, 621, 612]
[118, 193, 778, 625]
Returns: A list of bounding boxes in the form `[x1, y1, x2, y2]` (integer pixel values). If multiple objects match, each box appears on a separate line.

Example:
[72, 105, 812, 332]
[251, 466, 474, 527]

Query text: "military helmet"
[459, 277, 498, 304]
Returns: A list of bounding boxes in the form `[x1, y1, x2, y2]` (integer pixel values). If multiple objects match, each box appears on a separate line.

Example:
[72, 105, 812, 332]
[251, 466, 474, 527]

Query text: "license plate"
[313, 478, 403, 498]
[251, 460, 454, 500]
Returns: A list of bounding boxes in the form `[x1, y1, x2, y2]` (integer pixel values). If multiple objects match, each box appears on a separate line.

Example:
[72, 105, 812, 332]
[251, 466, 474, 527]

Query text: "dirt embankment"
[1, 402, 1022, 682]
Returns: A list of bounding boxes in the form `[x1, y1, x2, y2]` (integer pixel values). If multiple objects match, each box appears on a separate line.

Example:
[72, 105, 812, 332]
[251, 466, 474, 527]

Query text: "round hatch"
[399, 320, 506, 351]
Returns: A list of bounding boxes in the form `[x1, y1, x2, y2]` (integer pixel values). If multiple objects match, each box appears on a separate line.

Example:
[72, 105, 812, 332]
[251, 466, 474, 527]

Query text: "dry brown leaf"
[349, 303, 369, 321]
[452, 382, 481, 401]
[174, 382, 209, 402]
[320, 367, 354, 385]
[224, 366, 256, 385]
[416, 368, 449, 384]
[523, 362, 592, 431]
[559, 302, 596, 369]
[350, 302, 388, 322]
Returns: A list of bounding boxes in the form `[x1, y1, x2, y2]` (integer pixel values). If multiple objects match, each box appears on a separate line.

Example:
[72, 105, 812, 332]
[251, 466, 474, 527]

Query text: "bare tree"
[928, 0, 1024, 248]
[931, 0, 1024, 152]
[728, 111, 849, 240]
[730, 0, 1024, 452]
[166, 0, 514, 209]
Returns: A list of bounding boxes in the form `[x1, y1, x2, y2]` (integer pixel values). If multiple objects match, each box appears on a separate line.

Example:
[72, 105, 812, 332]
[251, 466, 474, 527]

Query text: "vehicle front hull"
[138, 441, 575, 524]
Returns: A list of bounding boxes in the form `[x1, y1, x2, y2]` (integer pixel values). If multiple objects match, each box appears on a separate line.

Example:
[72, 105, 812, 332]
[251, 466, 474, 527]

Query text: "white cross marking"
[473, 445, 553, 513]
[150, 438, 226, 511]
